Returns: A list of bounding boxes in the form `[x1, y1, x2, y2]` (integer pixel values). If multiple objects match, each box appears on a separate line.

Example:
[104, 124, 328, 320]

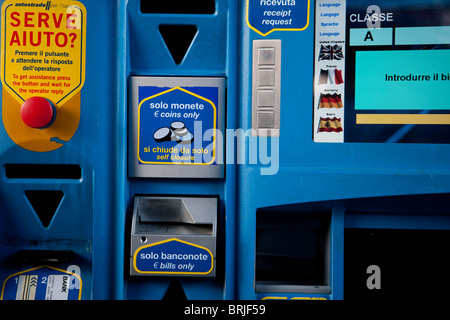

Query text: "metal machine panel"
[130, 196, 217, 277]
[1, 0, 449, 302]
[0, 0, 128, 300]
[129, 76, 225, 178]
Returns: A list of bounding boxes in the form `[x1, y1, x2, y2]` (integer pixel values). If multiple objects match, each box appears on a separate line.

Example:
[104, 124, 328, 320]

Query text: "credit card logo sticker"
[1, 265, 82, 300]
[137, 86, 218, 165]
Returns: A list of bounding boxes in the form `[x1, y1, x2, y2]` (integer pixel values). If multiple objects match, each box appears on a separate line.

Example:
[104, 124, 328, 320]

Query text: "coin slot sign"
[138, 86, 218, 165]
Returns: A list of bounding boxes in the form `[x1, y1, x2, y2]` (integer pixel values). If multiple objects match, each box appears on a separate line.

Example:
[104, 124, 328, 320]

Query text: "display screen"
[314, 0, 450, 143]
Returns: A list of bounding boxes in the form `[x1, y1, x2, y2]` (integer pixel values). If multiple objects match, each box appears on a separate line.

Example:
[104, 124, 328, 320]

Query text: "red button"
[20, 97, 55, 129]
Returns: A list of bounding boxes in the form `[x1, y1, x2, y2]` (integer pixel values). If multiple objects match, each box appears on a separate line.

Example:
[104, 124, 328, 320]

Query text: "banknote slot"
[137, 197, 195, 224]
[130, 196, 218, 277]
[137, 222, 213, 236]
[136, 197, 213, 235]
[5, 164, 82, 180]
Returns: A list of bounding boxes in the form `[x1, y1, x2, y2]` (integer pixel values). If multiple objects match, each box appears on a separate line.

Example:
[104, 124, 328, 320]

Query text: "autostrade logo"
[14, 1, 51, 10]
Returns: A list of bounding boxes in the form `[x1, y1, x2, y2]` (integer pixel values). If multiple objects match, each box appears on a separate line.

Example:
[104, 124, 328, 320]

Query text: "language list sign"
[1, 0, 86, 106]
[247, 0, 310, 36]
[133, 239, 214, 276]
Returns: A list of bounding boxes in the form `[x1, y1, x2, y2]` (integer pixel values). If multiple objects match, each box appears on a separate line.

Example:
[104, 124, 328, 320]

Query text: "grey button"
[257, 69, 275, 86]
[257, 111, 275, 128]
[252, 39, 281, 137]
[258, 48, 276, 66]
[257, 90, 275, 107]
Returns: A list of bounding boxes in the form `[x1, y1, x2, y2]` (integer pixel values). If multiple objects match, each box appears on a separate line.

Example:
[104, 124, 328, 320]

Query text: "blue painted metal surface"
[0, 0, 126, 300]
[235, 0, 450, 300]
[0, 0, 449, 301]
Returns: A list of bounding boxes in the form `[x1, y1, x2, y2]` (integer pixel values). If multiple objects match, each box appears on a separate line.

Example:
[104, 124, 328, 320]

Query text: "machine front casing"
[0, 0, 449, 300]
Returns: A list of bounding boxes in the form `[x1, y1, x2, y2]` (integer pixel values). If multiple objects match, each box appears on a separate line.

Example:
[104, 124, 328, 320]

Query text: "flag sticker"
[318, 69, 344, 85]
[318, 93, 344, 109]
[318, 117, 343, 133]
[318, 45, 344, 61]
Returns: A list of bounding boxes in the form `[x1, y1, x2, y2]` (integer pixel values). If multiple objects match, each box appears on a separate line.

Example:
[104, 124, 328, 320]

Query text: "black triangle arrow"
[25, 190, 64, 228]
[159, 25, 198, 65]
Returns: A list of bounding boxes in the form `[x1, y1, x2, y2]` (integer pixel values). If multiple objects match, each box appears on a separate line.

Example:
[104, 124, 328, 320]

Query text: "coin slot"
[10, 250, 74, 266]
[5, 164, 82, 180]
[141, 0, 216, 14]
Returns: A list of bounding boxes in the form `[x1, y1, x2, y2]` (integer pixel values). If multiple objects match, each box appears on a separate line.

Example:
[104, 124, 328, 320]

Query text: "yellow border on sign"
[1, 265, 83, 300]
[137, 86, 217, 165]
[246, 0, 311, 36]
[0, 0, 87, 107]
[261, 296, 327, 300]
[133, 238, 214, 275]
[356, 114, 450, 125]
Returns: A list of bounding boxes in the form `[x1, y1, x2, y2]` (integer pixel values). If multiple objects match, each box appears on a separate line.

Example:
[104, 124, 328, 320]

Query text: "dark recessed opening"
[162, 279, 188, 301]
[5, 164, 81, 179]
[344, 228, 450, 299]
[11, 250, 74, 265]
[256, 211, 330, 287]
[141, 0, 216, 14]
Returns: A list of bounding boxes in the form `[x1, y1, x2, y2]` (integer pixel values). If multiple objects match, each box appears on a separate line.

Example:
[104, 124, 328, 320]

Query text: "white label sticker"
[45, 275, 70, 300]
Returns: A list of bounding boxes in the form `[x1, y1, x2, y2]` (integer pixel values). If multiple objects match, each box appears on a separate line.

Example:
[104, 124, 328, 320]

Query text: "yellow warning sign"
[1, 0, 86, 107]
[0, 0, 86, 152]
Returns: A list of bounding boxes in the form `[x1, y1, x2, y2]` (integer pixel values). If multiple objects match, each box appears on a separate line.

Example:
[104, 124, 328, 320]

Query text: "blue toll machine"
[0, 0, 450, 300]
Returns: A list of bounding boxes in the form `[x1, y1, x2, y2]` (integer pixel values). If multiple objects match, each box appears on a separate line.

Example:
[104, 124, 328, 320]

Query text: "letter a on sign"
[364, 31, 374, 41]
[366, 265, 381, 290]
